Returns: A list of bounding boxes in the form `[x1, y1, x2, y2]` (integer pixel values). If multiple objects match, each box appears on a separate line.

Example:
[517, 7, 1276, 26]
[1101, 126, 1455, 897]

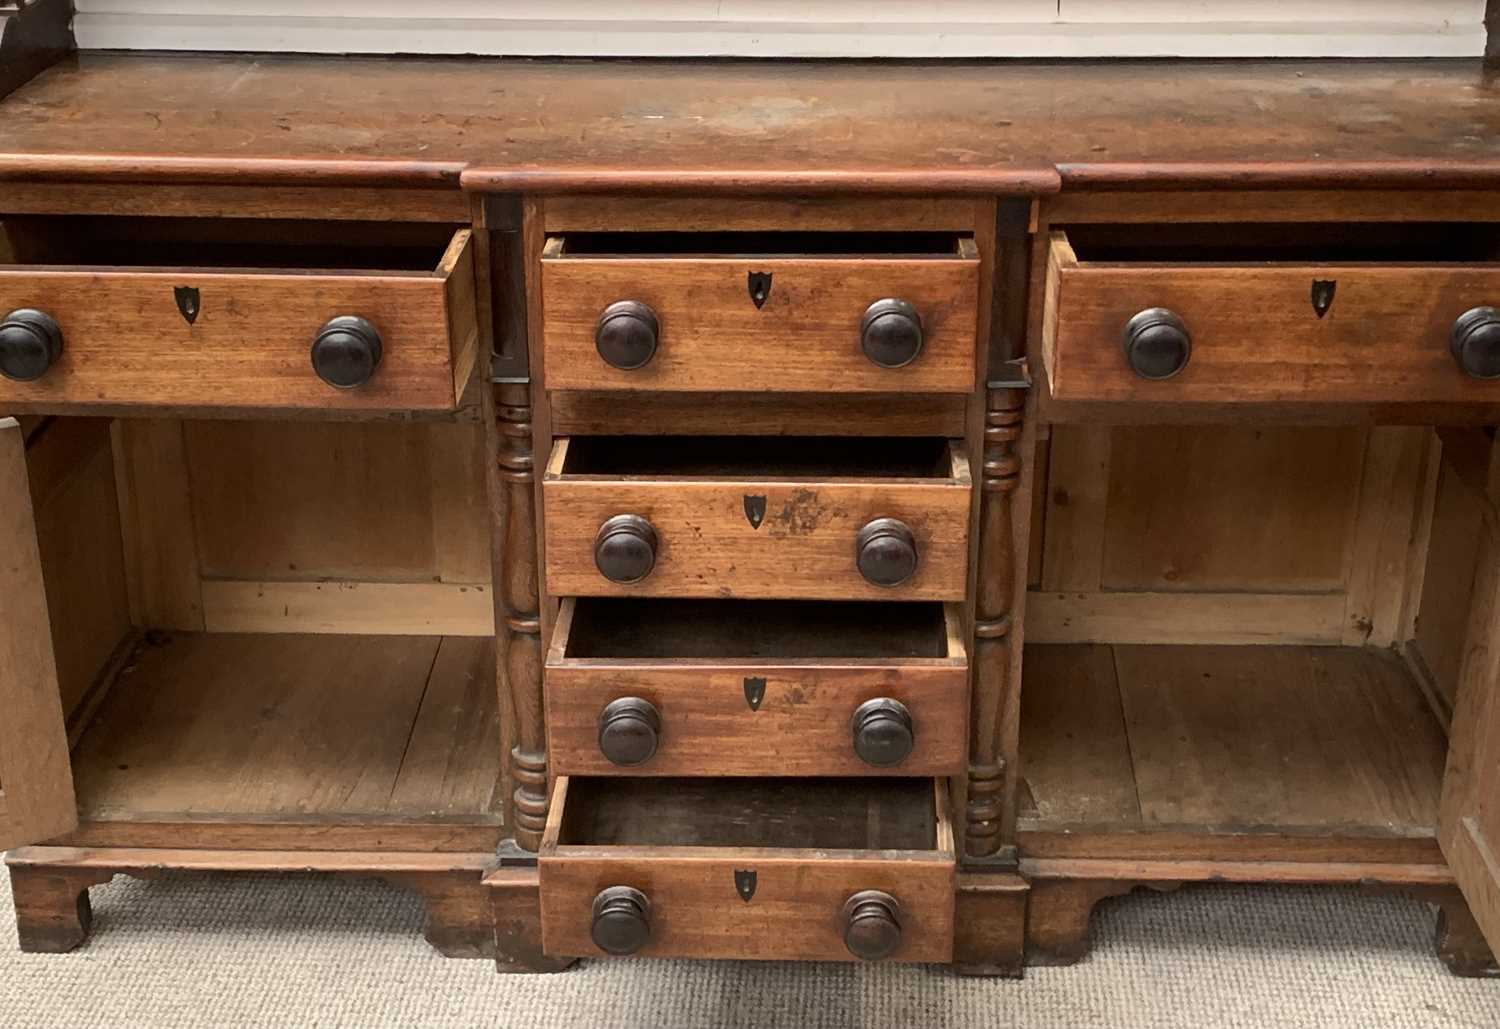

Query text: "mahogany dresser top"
[2, 54, 1500, 192]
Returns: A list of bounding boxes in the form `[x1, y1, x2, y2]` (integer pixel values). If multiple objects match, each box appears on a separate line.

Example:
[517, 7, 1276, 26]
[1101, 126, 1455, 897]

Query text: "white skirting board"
[72, 1, 1489, 58]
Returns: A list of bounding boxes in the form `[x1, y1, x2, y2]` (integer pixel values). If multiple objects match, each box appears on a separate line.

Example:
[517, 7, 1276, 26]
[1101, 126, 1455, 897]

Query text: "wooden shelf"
[70, 632, 504, 826]
[1019, 643, 1448, 837]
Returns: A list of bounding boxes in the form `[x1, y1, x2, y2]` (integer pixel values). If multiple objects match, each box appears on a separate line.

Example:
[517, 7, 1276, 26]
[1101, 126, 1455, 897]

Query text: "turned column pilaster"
[966, 385, 1025, 860]
[495, 380, 548, 852]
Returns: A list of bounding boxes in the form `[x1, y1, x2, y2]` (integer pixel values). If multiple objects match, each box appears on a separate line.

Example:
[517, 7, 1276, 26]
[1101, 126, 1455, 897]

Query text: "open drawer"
[542, 435, 973, 601]
[539, 776, 955, 962]
[1042, 224, 1500, 405]
[540, 231, 979, 393]
[0, 217, 479, 413]
[546, 598, 969, 777]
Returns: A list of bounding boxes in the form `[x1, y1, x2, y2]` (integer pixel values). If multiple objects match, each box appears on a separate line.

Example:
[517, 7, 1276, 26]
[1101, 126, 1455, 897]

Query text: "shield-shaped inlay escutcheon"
[748, 271, 772, 309]
[744, 494, 767, 530]
[735, 869, 757, 902]
[174, 286, 201, 325]
[743, 677, 766, 711]
[1311, 279, 1337, 319]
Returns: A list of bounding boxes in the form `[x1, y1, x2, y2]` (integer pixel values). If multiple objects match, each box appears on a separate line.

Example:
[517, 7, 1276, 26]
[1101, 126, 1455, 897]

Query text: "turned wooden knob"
[842, 890, 902, 961]
[594, 514, 659, 584]
[598, 697, 661, 767]
[1452, 307, 1500, 379]
[591, 886, 651, 955]
[851, 698, 914, 767]
[0, 309, 63, 382]
[311, 315, 382, 388]
[595, 300, 659, 370]
[856, 518, 918, 588]
[1123, 308, 1191, 380]
[861, 298, 924, 369]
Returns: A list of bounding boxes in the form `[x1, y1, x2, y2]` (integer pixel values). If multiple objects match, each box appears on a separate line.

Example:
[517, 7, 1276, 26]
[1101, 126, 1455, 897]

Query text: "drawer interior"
[0, 215, 460, 272]
[550, 230, 972, 259]
[556, 776, 938, 851]
[558, 598, 957, 660]
[1060, 221, 1500, 265]
[556, 435, 957, 479]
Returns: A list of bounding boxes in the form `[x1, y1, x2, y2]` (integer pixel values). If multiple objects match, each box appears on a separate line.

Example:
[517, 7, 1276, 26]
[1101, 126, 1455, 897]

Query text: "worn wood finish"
[541, 241, 979, 393]
[539, 777, 955, 962]
[965, 387, 1025, 860]
[6, 847, 497, 958]
[543, 437, 972, 601]
[1019, 643, 1449, 835]
[549, 392, 967, 438]
[1022, 856, 1465, 969]
[6, 863, 115, 954]
[0, 230, 477, 412]
[485, 867, 577, 974]
[541, 196, 987, 234]
[545, 598, 968, 777]
[4, 57, 1500, 191]
[494, 381, 548, 852]
[0, 416, 76, 850]
[0, 181, 470, 223]
[1043, 230, 1500, 405]
[952, 872, 1029, 977]
[1438, 435, 1500, 958]
[69, 633, 504, 825]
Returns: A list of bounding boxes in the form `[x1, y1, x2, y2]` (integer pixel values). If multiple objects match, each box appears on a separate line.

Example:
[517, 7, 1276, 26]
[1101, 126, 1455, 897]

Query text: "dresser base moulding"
[4, 847, 498, 960]
[1019, 855, 1496, 977]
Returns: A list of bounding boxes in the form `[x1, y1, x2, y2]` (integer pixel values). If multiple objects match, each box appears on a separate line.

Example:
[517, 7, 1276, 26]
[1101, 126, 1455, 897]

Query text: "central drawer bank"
[0, 51, 1499, 979]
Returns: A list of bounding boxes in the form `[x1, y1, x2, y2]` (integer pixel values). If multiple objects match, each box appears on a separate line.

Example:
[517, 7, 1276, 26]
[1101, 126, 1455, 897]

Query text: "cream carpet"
[2, 867, 1498, 1028]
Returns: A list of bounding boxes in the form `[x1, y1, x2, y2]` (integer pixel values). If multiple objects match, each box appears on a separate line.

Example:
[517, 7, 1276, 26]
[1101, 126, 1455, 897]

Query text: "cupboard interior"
[25, 414, 503, 834]
[1020, 422, 1479, 840]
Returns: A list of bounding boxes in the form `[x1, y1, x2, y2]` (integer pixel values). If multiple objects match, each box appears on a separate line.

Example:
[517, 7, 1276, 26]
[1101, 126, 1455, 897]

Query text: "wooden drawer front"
[1043, 229, 1500, 404]
[541, 237, 979, 393]
[0, 231, 477, 412]
[545, 598, 968, 777]
[540, 777, 955, 962]
[542, 437, 972, 601]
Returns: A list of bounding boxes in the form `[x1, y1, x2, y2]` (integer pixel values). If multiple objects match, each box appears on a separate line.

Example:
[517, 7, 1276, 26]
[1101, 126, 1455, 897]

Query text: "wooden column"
[494, 381, 548, 852]
[966, 385, 1025, 859]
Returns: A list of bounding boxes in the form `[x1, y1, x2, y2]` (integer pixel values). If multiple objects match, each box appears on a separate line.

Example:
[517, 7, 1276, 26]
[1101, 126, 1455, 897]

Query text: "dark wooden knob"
[598, 697, 661, 766]
[856, 518, 918, 588]
[0, 309, 63, 382]
[1123, 308, 1191, 380]
[595, 300, 659, 370]
[311, 315, 382, 389]
[842, 890, 902, 961]
[594, 514, 658, 584]
[861, 298, 924, 369]
[851, 698, 914, 767]
[591, 886, 651, 956]
[1452, 307, 1500, 379]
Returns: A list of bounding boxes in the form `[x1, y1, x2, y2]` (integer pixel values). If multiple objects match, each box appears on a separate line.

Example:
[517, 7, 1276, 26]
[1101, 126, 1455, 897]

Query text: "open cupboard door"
[1439, 434, 1500, 957]
[0, 417, 76, 850]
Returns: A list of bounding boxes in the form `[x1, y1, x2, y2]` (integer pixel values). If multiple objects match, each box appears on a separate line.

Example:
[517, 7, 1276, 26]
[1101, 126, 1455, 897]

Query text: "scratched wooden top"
[2, 53, 1500, 193]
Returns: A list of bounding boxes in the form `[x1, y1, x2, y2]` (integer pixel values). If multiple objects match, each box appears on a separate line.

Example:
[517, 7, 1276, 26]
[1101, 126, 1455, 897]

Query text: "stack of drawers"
[528, 210, 986, 963]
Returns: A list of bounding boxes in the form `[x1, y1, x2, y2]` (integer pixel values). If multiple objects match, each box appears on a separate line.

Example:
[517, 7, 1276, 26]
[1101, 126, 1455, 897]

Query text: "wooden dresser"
[2, 41, 1500, 979]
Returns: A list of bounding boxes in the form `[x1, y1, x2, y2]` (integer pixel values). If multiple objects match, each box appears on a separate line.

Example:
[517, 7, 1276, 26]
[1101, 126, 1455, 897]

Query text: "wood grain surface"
[0, 230, 476, 412]
[2, 56, 1500, 191]
[545, 598, 968, 777]
[542, 438, 972, 600]
[1043, 230, 1500, 404]
[541, 245, 979, 393]
[540, 777, 954, 962]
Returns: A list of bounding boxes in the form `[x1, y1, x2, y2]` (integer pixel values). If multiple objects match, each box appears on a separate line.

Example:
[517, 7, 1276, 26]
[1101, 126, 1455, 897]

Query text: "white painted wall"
[72, 1, 1489, 58]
